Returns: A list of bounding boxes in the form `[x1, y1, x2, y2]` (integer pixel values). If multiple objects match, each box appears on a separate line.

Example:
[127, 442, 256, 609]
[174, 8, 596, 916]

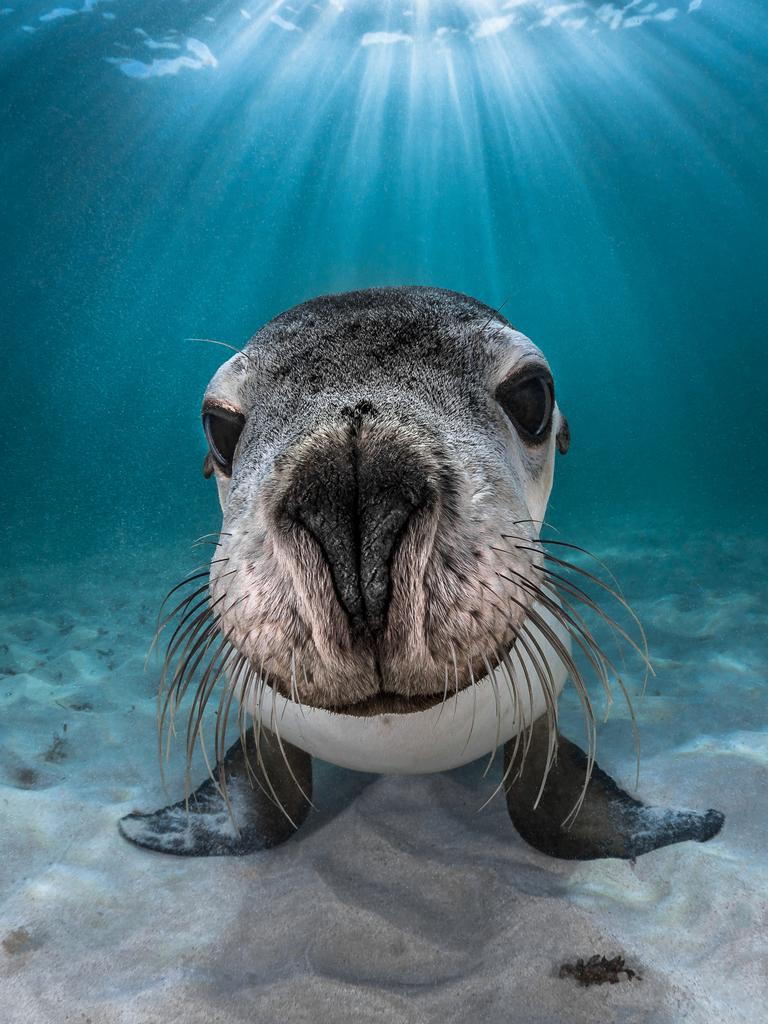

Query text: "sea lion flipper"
[503, 719, 724, 861]
[118, 729, 312, 856]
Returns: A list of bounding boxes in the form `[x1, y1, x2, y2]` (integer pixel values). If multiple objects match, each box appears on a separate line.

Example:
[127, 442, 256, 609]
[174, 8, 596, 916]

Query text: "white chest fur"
[241, 602, 569, 774]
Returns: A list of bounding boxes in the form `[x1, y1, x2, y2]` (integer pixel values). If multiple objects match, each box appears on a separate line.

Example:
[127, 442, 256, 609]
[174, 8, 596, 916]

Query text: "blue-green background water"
[1, 0, 766, 564]
[1, 8, 768, 1020]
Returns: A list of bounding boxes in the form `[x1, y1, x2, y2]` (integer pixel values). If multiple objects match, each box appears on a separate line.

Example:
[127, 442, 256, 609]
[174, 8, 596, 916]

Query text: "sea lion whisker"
[500, 589, 560, 730]
[151, 566, 223, 649]
[150, 565, 230, 653]
[289, 650, 297, 705]
[475, 575, 514, 625]
[159, 605, 218, 714]
[537, 561, 653, 692]
[433, 663, 451, 727]
[156, 563, 216, 606]
[164, 621, 221, 768]
[510, 539, 652, 687]
[499, 564, 642, 789]
[154, 570, 211, 625]
[461, 659, 478, 754]
[480, 653, 502, 778]
[216, 651, 247, 773]
[505, 531, 644, 663]
[490, 648, 523, 788]
[481, 622, 555, 814]
[490, 550, 564, 786]
[185, 630, 238, 772]
[252, 672, 300, 829]
[158, 592, 216, 667]
[492, 540, 644, 667]
[535, 569, 635, 679]
[511, 517, 560, 534]
[179, 591, 250, 732]
[490, 655, 536, 809]
[476, 577, 556, 779]
[297, 659, 311, 719]
[477, 296, 511, 334]
[159, 585, 232, 682]
[525, 615, 597, 826]
[147, 585, 212, 668]
[496, 567, 617, 711]
[480, 576, 537, 753]
[509, 612, 560, 784]
[154, 564, 235, 634]
[187, 337, 255, 363]
[533, 548, 650, 667]
[517, 623, 561, 808]
[236, 666, 287, 812]
[181, 634, 235, 801]
[506, 627, 540, 778]
[499, 585, 597, 822]
[478, 645, 530, 811]
[270, 691, 315, 810]
[252, 660, 267, 768]
[170, 586, 245, 696]
[165, 610, 223, 709]
[191, 531, 233, 547]
[538, 580, 642, 785]
[478, 313, 513, 355]
[285, 649, 302, 716]
[206, 650, 251, 823]
[530, 590, 618, 717]
[501, 534, 627, 595]
[241, 671, 276, 804]
[289, 650, 308, 718]
[161, 587, 247, 762]
[158, 607, 218, 765]
[473, 579, 510, 777]
[237, 666, 265, 793]
[450, 642, 460, 719]
[193, 708, 239, 836]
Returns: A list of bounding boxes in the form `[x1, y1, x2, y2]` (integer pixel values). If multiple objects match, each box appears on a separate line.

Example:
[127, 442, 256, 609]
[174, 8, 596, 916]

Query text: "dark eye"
[495, 373, 554, 440]
[203, 408, 245, 476]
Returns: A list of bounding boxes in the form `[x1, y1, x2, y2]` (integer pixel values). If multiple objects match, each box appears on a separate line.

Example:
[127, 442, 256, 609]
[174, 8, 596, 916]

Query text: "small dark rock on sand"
[559, 954, 641, 987]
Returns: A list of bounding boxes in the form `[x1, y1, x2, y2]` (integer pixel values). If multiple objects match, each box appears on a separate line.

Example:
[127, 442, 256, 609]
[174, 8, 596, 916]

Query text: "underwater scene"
[1, 1, 766, 1021]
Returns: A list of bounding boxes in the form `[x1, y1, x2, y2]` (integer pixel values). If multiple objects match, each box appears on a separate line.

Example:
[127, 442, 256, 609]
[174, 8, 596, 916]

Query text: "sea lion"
[119, 286, 724, 859]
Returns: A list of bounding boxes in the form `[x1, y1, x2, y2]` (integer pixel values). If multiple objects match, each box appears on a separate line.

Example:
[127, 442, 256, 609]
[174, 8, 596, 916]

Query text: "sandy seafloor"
[1, 526, 766, 1024]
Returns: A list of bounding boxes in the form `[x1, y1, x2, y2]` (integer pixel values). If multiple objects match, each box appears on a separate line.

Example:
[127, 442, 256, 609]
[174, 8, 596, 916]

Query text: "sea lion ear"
[202, 452, 215, 479]
[556, 415, 570, 455]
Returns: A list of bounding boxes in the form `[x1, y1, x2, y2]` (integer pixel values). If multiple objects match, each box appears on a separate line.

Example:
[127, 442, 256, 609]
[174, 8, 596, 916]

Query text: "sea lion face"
[201, 287, 569, 713]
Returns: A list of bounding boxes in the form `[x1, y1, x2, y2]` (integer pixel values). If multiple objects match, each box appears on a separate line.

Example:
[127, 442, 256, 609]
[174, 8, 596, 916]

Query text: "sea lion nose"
[280, 427, 434, 635]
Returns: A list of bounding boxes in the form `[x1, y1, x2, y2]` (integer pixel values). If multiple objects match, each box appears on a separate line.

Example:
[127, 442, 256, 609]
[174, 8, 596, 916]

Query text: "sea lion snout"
[274, 409, 444, 637]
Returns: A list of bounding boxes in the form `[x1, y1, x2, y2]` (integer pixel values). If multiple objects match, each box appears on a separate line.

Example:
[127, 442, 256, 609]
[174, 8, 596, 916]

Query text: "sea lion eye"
[203, 408, 245, 475]
[496, 373, 554, 441]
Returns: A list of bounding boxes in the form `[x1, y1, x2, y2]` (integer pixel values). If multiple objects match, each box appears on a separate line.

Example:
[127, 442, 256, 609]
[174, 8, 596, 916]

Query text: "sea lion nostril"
[340, 400, 379, 423]
[280, 438, 434, 635]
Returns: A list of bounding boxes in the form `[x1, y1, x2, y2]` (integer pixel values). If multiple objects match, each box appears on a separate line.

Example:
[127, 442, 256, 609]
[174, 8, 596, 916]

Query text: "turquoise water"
[1, 1, 766, 563]
[1, 6, 767, 1023]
